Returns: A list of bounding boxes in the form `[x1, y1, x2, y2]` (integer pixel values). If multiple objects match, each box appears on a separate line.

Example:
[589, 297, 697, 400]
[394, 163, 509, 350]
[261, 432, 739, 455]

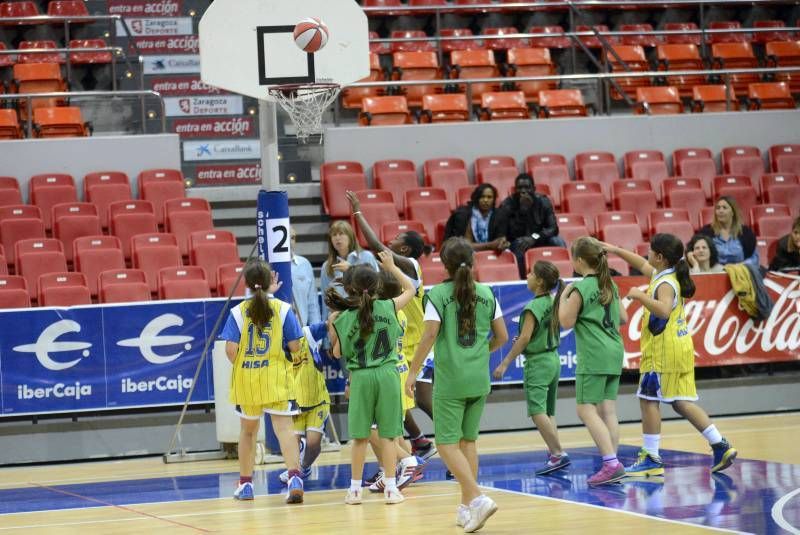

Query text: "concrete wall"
[325, 111, 800, 181]
[0, 134, 181, 201]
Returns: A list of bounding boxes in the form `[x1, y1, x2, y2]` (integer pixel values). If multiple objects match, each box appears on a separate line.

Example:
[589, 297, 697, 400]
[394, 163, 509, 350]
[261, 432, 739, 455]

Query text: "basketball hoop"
[268, 82, 340, 142]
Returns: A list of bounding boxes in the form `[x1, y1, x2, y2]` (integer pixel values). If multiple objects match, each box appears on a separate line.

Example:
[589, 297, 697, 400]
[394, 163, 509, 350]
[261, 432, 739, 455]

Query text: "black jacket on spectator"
[443, 204, 506, 243]
[698, 224, 757, 262]
[497, 193, 559, 245]
[769, 235, 800, 271]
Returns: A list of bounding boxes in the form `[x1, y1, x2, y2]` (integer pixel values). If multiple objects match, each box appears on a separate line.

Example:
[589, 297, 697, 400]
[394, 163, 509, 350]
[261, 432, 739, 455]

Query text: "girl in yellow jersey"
[219, 260, 305, 503]
[346, 191, 437, 459]
[604, 234, 737, 476]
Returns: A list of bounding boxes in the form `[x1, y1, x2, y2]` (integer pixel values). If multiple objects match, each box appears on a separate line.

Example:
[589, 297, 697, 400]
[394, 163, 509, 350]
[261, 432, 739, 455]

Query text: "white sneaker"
[384, 486, 405, 504]
[456, 504, 469, 527]
[368, 472, 386, 493]
[464, 495, 497, 533]
[397, 456, 419, 489]
[345, 487, 362, 505]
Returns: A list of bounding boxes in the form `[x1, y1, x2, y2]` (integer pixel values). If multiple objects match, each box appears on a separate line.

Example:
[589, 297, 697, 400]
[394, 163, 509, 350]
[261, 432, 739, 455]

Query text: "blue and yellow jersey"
[292, 322, 331, 409]
[396, 309, 408, 371]
[400, 257, 424, 364]
[640, 268, 695, 374]
[219, 298, 302, 406]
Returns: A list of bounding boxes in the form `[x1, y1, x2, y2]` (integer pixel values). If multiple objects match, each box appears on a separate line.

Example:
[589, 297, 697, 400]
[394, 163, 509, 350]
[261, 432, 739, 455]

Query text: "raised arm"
[346, 190, 416, 278]
[378, 250, 416, 310]
[601, 242, 655, 278]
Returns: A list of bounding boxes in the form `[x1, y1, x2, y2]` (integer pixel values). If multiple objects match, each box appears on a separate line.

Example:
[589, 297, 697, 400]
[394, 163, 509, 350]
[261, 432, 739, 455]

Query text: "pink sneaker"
[588, 463, 626, 486]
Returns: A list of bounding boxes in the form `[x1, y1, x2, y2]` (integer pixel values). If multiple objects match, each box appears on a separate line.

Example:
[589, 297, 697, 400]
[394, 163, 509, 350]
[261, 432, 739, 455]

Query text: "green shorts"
[433, 395, 487, 445]
[523, 351, 560, 416]
[348, 363, 403, 439]
[576, 373, 620, 404]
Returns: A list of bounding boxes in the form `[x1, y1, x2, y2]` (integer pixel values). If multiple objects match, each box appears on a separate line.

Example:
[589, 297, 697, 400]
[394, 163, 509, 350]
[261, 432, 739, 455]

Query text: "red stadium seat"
[613, 185, 657, 234]
[597, 212, 643, 251]
[392, 51, 441, 107]
[423, 157, 467, 184]
[217, 263, 246, 297]
[623, 150, 669, 201]
[479, 91, 530, 121]
[525, 153, 570, 207]
[427, 168, 470, 211]
[708, 21, 749, 44]
[0, 275, 30, 309]
[354, 189, 396, 208]
[479, 166, 518, 200]
[407, 199, 451, 245]
[137, 168, 184, 197]
[418, 253, 448, 285]
[765, 41, 800, 93]
[15, 238, 67, 299]
[525, 247, 572, 278]
[562, 183, 605, 234]
[165, 198, 214, 258]
[769, 144, 800, 175]
[449, 49, 501, 104]
[38, 272, 90, 307]
[342, 52, 383, 110]
[158, 266, 210, 300]
[0, 109, 23, 140]
[474, 155, 517, 183]
[132, 233, 182, 294]
[711, 43, 759, 96]
[672, 147, 717, 199]
[663, 22, 702, 45]
[505, 47, 557, 103]
[475, 263, 519, 282]
[419, 93, 471, 123]
[29, 173, 78, 231]
[190, 230, 239, 293]
[84, 172, 133, 230]
[721, 146, 765, 194]
[555, 213, 589, 247]
[375, 159, 419, 216]
[656, 44, 706, 97]
[751, 205, 793, 237]
[73, 235, 125, 298]
[713, 175, 758, 217]
[99, 269, 151, 303]
[662, 177, 706, 229]
[636, 86, 684, 115]
[537, 89, 588, 118]
[575, 151, 618, 203]
[528, 25, 570, 49]
[139, 170, 186, 227]
[359, 96, 413, 125]
[108, 200, 158, 260]
[381, 220, 428, 245]
[351, 201, 398, 248]
[0, 205, 45, 267]
[653, 219, 695, 243]
[52, 202, 101, 264]
[482, 26, 529, 51]
[320, 161, 367, 218]
[648, 209, 691, 238]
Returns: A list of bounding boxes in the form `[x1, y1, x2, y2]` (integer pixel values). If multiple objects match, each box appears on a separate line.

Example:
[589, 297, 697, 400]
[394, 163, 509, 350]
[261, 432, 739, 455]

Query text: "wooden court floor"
[0, 412, 798, 534]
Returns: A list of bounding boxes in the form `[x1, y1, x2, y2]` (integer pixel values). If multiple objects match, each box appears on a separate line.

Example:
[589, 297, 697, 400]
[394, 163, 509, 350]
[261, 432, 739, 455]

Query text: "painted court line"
[770, 487, 800, 535]
[0, 489, 460, 530]
[24, 482, 211, 533]
[481, 485, 748, 535]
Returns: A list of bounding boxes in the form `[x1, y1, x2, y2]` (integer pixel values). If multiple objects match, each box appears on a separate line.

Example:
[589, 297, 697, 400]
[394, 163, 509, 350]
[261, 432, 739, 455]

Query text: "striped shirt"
[640, 268, 695, 374]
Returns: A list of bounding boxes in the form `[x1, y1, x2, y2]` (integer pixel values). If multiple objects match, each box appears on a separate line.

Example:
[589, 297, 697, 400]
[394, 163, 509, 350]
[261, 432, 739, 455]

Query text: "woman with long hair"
[443, 183, 510, 252]
[697, 196, 759, 267]
[686, 234, 724, 274]
[406, 237, 509, 532]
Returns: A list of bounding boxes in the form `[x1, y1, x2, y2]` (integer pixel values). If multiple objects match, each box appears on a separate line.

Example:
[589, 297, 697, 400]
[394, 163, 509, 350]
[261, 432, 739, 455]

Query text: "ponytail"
[549, 278, 565, 343]
[244, 260, 274, 331]
[674, 258, 696, 298]
[454, 263, 476, 338]
[596, 252, 614, 306]
[324, 286, 354, 313]
[357, 290, 376, 340]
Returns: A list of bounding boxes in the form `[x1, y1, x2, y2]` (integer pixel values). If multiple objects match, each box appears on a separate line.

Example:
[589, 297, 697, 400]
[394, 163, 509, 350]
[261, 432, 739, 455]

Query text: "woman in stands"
[320, 220, 379, 320]
[697, 196, 759, 268]
[769, 216, 800, 271]
[443, 184, 510, 253]
[686, 234, 724, 274]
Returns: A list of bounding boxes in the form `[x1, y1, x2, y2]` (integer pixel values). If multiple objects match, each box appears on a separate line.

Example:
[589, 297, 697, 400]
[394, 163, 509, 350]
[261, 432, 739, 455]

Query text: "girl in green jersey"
[407, 238, 509, 533]
[557, 237, 628, 486]
[493, 261, 570, 476]
[326, 252, 416, 505]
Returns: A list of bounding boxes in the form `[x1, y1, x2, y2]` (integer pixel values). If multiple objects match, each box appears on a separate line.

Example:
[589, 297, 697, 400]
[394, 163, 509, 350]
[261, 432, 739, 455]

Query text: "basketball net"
[269, 82, 340, 142]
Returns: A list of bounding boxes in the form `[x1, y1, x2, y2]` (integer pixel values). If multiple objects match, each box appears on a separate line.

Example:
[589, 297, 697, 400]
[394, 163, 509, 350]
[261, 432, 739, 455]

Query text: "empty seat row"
[0, 39, 113, 66]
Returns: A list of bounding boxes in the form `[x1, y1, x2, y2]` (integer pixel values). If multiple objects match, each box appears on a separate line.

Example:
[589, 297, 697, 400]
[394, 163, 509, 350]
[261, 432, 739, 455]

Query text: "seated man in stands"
[442, 183, 510, 253]
[498, 173, 566, 278]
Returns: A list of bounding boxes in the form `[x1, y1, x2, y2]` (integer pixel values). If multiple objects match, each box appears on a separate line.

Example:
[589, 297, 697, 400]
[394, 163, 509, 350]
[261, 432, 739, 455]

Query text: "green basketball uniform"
[520, 294, 561, 416]
[570, 275, 624, 375]
[521, 294, 558, 355]
[333, 299, 403, 371]
[424, 281, 498, 399]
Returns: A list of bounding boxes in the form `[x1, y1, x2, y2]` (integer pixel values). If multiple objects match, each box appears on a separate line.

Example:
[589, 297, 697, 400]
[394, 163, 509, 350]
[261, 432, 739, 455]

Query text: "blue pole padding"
[256, 190, 293, 455]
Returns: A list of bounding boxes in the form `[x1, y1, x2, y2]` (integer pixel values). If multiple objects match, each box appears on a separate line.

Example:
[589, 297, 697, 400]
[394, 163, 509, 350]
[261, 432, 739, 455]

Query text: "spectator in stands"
[290, 226, 321, 326]
[497, 173, 565, 278]
[443, 184, 510, 253]
[697, 196, 759, 268]
[769, 216, 800, 272]
[320, 220, 379, 320]
[686, 234, 724, 274]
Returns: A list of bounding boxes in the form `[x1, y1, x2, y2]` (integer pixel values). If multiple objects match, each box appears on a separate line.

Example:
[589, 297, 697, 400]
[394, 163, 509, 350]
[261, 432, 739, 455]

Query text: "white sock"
[702, 424, 723, 445]
[384, 477, 398, 491]
[643, 434, 661, 457]
[350, 479, 361, 491]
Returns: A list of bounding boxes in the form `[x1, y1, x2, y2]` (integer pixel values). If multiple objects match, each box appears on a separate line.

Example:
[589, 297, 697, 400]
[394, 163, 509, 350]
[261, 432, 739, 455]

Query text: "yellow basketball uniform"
[292, 326, 331, 434]
[400, 258, 424, 364]
[228, 298, 300, 418]
[638, 268, 698, 402]
[395, 309, 415, 411]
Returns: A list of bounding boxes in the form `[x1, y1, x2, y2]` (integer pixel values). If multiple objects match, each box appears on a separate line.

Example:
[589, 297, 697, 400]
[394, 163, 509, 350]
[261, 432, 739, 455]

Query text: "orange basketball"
[293, 17, 329, 53]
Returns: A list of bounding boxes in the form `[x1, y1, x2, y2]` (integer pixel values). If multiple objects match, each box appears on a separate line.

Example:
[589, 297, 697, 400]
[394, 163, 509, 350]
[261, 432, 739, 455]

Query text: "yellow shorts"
[235, 399, 300, 420]
[636, 370, 698, 403]
[397, 363, 416, 412]
[293, 403, 330, 435]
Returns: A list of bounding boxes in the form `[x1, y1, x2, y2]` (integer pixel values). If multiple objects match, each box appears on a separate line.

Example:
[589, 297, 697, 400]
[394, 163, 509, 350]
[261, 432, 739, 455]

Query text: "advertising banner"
[143, 55, 200, 75]
[108, 0, 182, 17]
[116, 17, 193, 37]
[172, 117, 255, 138]
[182, 140, 260, 162]
[134, 35, 199, 54]
[151, 76, 226, 97]
[164, 96, 243, 117]
[194, 163, 262, 185]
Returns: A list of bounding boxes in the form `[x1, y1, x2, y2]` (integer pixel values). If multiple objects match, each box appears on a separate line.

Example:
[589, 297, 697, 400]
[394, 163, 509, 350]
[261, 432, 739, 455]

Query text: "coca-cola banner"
[616, 272, 799, 368]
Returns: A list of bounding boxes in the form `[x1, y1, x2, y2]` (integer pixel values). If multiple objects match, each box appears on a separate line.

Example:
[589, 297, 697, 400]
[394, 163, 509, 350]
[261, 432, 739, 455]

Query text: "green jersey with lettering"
[570, 275, 623, 375]
[521, 295, 558, 356]
[425, 281, 497, 399]
[333, 299, 402, 371]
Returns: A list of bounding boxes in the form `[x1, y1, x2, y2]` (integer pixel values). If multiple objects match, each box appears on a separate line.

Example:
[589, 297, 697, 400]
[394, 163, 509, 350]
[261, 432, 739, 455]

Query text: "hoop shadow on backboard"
[256, 26, 316, 86]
